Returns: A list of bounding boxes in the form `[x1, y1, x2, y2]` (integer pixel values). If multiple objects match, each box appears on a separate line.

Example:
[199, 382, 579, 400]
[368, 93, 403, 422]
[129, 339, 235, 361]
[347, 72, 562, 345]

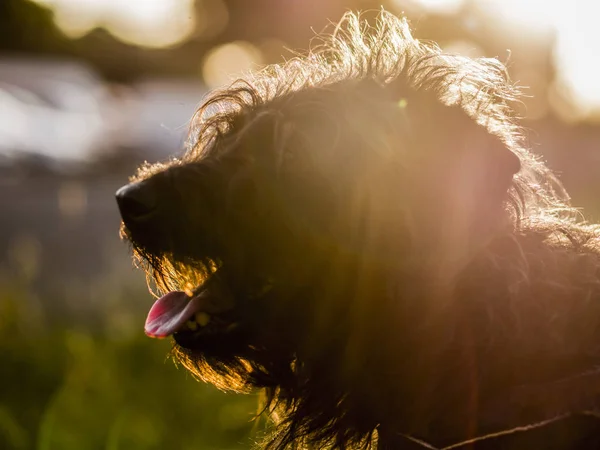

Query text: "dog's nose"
[116, 181, 158, 223]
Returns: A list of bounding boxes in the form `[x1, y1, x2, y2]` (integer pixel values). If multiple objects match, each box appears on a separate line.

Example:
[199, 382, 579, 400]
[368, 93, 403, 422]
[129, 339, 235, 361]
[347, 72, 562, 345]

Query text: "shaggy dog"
[116, 11, 600, 449]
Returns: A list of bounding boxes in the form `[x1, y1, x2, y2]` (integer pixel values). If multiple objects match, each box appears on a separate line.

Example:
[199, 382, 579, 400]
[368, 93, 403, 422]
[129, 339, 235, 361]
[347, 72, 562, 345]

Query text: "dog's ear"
[492, 139, 521, 190]
[386, 85, 521, 195]
[419, 102, 521, 198]
[462, 128, 521, 198]
[405, 107, 522, 255]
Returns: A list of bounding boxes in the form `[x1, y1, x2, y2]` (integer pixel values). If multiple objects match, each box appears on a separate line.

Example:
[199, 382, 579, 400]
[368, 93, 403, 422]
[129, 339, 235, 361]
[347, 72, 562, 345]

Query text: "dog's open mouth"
[144, 291, 225, 338]
[144, 273, 239, 338]
[144, 275, 273, 339]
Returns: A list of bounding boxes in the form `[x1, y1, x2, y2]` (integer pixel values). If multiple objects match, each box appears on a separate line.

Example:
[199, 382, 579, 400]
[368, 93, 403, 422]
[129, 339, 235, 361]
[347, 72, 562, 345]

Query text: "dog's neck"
[360, 227, 600, 448]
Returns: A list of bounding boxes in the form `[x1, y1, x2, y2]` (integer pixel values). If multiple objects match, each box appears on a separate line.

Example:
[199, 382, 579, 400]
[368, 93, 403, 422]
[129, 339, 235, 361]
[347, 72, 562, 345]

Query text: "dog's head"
[116, 11, 567, 448]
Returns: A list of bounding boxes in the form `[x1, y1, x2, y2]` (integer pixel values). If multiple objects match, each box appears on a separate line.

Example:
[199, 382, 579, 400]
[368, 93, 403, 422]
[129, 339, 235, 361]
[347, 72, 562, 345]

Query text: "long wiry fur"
[121, 10, 600, 450]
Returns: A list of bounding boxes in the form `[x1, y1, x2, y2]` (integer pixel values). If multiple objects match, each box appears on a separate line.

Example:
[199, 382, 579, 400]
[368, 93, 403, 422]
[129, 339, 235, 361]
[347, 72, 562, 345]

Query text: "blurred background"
[0, 0, 599, 449]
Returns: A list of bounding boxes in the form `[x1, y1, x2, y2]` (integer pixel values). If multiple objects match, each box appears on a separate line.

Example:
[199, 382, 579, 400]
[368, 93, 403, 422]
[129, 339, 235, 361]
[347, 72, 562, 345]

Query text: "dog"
[116, 10, 600, 449]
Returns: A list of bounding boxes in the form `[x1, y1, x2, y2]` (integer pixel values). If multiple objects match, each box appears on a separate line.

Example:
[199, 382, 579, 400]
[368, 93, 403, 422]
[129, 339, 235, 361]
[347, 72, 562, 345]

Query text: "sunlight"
[33, 0, 600, 114]
[416, 0, 464, 13]
[396, 0, 600, 114]
[392, 0, 465, 14]
[34, 0, 196, 48]
[480, 0, 561, 30]
[478, 0, 600, 114]
[553, 4, 600, 113]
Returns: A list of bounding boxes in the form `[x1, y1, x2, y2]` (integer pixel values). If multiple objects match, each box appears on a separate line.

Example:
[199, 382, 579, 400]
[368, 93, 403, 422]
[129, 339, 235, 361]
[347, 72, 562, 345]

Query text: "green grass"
[0, 285, 264, 450]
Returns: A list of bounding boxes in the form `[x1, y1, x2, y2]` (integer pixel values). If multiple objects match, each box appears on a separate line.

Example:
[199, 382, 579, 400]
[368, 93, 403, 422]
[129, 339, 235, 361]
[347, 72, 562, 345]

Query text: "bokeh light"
[392, 0, 465, 14]
[552, 4, 600, 116]
[201, 41, 264, 89]
[34, 0, 196, 48]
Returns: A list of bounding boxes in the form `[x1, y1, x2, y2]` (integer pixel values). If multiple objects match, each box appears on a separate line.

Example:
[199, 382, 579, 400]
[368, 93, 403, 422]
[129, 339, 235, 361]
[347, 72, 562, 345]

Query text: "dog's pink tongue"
[145, 291, 199, 338]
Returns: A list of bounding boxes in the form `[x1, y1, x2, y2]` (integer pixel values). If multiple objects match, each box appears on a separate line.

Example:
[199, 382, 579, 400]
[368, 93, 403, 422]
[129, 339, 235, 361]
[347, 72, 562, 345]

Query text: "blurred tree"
[0, 0, 72, 54]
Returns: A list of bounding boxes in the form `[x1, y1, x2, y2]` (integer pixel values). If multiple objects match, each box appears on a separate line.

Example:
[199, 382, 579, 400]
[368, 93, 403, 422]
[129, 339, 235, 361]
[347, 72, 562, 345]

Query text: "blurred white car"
[0, 58, 113, 161]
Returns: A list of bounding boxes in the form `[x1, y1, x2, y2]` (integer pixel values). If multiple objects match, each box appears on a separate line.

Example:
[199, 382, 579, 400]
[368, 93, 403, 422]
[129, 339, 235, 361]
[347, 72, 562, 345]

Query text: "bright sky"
[478, 0, 600, 116]
[33, 0, 600, 117]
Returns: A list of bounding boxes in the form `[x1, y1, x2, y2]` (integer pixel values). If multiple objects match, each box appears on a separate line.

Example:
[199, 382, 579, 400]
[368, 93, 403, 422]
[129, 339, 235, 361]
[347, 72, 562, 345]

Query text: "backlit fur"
[121, 10, 600, 450]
